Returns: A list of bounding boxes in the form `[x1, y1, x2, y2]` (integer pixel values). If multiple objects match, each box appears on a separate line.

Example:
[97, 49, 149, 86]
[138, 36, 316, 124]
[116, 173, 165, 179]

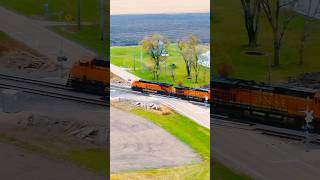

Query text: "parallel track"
[0, 74, 108, 106]
[110, 84, 210, 107]
[211, 113, 320, 143]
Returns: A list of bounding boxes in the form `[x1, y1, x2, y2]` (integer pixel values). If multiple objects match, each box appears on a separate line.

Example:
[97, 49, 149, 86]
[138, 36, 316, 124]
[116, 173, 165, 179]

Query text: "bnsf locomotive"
[131, 79, 210, 102]
[211, 76, 320, 130]
[67, 57, 109, 94]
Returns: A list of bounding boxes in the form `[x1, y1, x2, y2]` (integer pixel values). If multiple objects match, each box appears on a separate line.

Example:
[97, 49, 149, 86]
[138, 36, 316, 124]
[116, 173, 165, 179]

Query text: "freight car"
[211, 76, 320, 130]
[131, 79, 210, 102]
[67, 57, 109, 94]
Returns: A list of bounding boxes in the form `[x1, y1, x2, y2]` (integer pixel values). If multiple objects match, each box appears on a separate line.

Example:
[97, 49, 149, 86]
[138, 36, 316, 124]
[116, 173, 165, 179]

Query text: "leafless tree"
[241, 0, 262, 48]
[260, 0, 298, 66]
[298, 0, 320, 64]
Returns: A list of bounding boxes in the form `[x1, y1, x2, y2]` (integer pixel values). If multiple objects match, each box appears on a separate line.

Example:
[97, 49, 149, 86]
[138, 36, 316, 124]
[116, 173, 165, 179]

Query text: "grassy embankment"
[0, 0, 100, 22]
[0, 132, 108, 175]
[213, 0, 320, 83]
[111, 108, 251, 180]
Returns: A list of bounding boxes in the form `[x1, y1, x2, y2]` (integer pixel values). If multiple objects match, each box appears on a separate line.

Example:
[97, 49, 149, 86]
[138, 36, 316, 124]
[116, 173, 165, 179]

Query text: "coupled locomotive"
[211, 76, 320, 130]
[131, 79, 210, 102]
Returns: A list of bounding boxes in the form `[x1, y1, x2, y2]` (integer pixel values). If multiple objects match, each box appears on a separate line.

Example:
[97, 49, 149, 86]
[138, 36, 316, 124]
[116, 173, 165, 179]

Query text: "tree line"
[141, 34, 208, 83]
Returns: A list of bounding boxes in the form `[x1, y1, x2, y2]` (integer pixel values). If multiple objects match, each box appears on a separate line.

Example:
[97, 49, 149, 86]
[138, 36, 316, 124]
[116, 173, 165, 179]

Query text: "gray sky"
[111, 0, 210, 15]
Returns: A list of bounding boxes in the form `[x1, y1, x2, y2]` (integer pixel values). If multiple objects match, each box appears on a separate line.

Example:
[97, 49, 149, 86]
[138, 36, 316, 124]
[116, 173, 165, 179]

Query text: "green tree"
[141, 34, 170, 80]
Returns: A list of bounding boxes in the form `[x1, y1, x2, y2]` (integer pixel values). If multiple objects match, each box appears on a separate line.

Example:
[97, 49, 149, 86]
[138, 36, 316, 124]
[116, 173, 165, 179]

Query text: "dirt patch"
[0, 111, 107, 149]
[111, 98, 173, 116]
[0, 32, 57, 74]
[111, 72, 126, 84]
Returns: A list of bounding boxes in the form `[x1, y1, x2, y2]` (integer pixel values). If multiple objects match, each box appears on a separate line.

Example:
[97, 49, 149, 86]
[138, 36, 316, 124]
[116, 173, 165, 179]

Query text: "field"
[111, 108, 251, 180]
[0, 0, 101, 22]
[111, 45, 210, 87]
[213, 0, 320, 83]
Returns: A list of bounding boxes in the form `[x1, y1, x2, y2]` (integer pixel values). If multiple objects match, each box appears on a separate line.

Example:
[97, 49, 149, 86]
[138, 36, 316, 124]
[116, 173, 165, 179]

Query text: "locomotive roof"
[211, 76, 319, 98]
[139, 79, 173, 87]
[175, 86, 210, 92]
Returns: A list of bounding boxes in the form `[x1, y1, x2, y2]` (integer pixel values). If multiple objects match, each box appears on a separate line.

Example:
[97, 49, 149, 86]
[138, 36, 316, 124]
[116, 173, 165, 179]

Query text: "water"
[110, 13, 210, 46]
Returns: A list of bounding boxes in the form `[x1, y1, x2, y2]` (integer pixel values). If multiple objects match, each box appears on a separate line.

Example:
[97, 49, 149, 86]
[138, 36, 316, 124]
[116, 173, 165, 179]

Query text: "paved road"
[212, 121, 320, 180]
[0, 142, 105, 180]
[0, 6, 95, 67]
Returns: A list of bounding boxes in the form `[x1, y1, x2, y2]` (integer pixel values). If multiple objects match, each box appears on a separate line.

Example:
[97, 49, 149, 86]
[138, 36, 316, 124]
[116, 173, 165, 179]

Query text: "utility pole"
[100, 0, 106, 41]
[77, 0, 81, 30]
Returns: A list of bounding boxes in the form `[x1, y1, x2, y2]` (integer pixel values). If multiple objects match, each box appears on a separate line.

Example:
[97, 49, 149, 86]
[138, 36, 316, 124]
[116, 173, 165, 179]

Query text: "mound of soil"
[17, 113, 107, 146]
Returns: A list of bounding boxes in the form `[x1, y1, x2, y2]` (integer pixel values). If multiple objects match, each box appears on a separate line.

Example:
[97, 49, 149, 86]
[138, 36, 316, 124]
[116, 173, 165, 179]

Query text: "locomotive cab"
[68, 57, 109, 94]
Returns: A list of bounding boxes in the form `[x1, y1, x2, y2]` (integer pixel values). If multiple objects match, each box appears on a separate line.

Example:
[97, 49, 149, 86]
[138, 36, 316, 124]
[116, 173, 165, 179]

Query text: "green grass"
[131, 108, 210, 160]
[110, 108, 251, 180]
[54, 25, 108, 54]
[0, 133, 108, 175]
[111, 45, 210, 87]
[64, 149, 108, 174]
[54, 25, 209, 87]
[0, 0, 101, 22]
[213, 0, 320, 83]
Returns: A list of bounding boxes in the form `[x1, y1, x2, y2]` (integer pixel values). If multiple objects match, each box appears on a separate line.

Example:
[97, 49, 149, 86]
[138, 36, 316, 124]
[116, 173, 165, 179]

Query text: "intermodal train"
[131, 79, 210, 102]
[211, 76, 320, 131]
[67, 57, 109, 95]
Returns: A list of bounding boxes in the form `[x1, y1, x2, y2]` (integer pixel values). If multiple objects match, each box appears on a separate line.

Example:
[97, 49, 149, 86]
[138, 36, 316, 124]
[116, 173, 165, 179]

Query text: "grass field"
[54, 26, 209, 87]
[213, 0, 320, 83]
[110, 108, 251, 180]
[0, 0, 101, 22]
[0, 133, 108, 175]
[111, 45, 210, 87]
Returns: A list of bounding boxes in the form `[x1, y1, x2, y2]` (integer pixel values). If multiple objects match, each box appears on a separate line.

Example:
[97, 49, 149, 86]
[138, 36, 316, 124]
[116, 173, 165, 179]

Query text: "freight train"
[67, 57, 210, 102]
[211, 76, 320, 131]
[131, 79, 210, 102]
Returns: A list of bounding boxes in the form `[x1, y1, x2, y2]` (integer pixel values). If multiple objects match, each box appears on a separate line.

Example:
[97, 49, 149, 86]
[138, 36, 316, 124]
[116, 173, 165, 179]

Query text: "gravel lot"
[110, 107, 201, 173]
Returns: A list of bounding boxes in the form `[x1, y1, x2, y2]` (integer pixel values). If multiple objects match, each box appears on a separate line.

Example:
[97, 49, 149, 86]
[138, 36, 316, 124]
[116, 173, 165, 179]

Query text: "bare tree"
[241, 0, 262, 48]
[298, 0, 320, 64]
[177, 35, 200, 77]
[141, 34, 170, 80]
[260, 0, 298, 66]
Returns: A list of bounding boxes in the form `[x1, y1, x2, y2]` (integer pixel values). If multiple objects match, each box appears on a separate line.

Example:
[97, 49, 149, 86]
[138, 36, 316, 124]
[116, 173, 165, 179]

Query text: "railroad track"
[211, 114, 320, 143]
[0, 74, 108, 106]
[0, 73, 71, 90]
[110, 84, 210, 107]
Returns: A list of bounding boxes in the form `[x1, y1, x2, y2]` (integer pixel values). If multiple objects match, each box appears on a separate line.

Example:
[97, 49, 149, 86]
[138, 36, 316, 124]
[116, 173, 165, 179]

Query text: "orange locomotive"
[68, 58, 109, 94]
[131, 79, 210, 102]
[212, 76, 320, 130]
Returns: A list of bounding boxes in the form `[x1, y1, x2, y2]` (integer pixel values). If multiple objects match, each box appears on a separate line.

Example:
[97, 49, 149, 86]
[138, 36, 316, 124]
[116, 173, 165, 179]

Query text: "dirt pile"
[17, 114, 107, 146]
[0, 34, 57, 73]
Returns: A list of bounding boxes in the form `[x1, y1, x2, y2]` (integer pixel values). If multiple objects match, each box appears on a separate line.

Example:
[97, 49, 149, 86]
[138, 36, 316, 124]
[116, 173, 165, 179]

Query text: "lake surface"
[110, 13, 210, 46]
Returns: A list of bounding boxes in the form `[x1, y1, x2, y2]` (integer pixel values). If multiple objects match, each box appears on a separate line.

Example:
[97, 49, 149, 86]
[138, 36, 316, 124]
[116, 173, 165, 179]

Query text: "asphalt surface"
[212, 118, 320, 180]
[0, 6, 95, 67]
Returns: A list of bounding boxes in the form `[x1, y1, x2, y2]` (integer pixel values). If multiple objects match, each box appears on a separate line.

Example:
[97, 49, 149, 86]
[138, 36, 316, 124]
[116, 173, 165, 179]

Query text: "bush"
[217, 63, 234, 77]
